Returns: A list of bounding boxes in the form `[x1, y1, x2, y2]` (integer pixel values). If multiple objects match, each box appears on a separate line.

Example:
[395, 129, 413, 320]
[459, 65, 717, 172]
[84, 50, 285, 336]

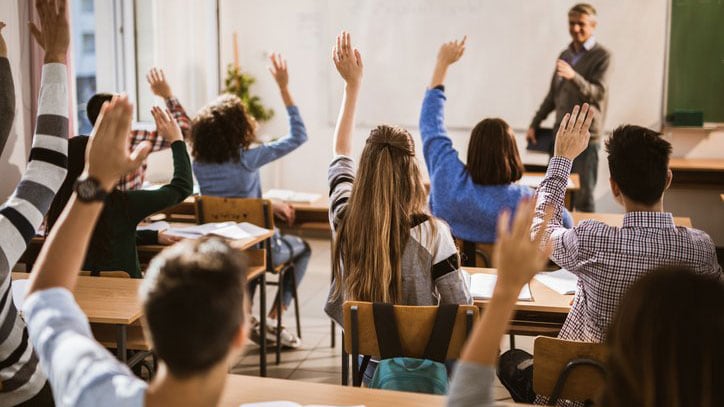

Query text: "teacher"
[526, 3, 611, 212]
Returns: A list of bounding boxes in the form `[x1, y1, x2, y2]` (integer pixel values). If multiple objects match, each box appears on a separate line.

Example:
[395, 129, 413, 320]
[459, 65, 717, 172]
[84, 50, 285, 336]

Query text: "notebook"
[534, 269, 578, 295]
[463, 271, 533, 301]
[163, 222, 270, 240]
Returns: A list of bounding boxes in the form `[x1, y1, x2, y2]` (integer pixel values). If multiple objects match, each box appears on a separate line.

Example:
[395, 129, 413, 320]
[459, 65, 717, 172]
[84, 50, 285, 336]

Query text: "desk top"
[572, 212, 693, 228]
[137, 223, 274, 255]
[467, 267, 572, 314]
[219, 375, 448, 407]
[669, 157, 724, 172]
[12, 273, 143, 325]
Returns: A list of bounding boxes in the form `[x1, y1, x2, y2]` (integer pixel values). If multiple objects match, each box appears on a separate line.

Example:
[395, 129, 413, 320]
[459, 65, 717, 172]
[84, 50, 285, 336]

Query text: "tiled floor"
[231, 237, 529, 402]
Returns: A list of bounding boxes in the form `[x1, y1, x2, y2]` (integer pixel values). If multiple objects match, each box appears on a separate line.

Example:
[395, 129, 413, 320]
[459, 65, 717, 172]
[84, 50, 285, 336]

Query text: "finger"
[511, 198, 534, 241]
[0, 22, 6, 31]
[558, 113, 570, 134]
[159, 69, 166, 82]
[162, 108, 173, 123]
[567, 105, 580, 131]
[344, 32, 351, 55]
[575, 103, 590, 132]
[28, 22, 43, 45]
[496, 208, 512, 242]
[460, 35, 467, 46]
[336, 35, 342, 58]
[583, 107, 595, 132]
[36, 0, 47, 21]
[58, 0, 67, 16]
[282, 58, 287, 71]
[354, 48, 363, 68]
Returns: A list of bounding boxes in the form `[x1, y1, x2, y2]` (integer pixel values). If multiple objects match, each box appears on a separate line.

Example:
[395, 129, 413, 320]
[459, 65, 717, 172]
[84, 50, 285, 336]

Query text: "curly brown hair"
[190, 94, 257, 163]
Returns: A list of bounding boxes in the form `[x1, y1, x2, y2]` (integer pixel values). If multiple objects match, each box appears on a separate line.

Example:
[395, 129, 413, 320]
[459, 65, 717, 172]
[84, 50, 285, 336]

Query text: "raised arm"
[27, 96, 151, 294]
[448, 198, 551, 407]
[531, 104, 594, 269]
[269, 52, 294, 107]
[332, 31, 363, 157]
[124, 106, 193, 224]
[0, 0, 70, 284]
[420, 37, 466, 174]
[0, 22, 15, 154]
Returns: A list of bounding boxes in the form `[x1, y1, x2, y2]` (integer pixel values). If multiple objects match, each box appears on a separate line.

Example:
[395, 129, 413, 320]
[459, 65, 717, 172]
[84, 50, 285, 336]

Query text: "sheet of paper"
[465, 271, 532, 301]
[11, 279, 29, 311]
[137, 221, 170, 232]
[534, 269, 578, 295]
[264, 189, 321, 203]
[165, 222, 237, 239]
[238, 222, 271, 237]
[210, 225, 253, 240]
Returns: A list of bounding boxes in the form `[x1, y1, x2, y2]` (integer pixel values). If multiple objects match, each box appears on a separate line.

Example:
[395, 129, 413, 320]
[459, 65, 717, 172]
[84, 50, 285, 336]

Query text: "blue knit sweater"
[419, 88, 572, 243]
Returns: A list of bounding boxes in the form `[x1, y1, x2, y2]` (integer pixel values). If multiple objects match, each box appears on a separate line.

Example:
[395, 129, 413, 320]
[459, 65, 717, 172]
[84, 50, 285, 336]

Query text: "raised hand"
[85, 95, 152, 191]
[556, 59, 576, 80]
[333, 31, 363, 87]
[437, 36, 466, 66]
[29, 0, 70, 63]
[146, 67, 173, 99]
[268, 53, 289, 89]
[151, 105, 182, 143]
[0, 22, 7, 58]
[493, 197, 552, 292]
[554, 103, 594, 160]
[430, 36, 466, 87]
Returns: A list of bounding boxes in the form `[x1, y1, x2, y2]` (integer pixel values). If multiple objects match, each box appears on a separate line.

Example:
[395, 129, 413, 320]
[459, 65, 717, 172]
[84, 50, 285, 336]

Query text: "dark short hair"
[605, 125, 672, 205]
[190, 94, 256, 163]
[86, 93, 114, 126]
[141, 238, 248, 378]
[466, 118, 524, 185]
[603, 267, 724, 406]
[569, 3, 597, 17]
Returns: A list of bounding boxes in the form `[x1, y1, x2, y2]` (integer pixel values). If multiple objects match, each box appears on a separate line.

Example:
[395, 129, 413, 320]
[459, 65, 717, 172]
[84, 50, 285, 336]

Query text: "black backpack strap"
[372, 303, 404, 359]
[423, 303, 459, 363]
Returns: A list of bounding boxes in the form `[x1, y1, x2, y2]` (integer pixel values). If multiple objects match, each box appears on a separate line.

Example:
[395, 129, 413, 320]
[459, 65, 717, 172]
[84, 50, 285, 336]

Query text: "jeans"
[248, 231, 311, 307]
[570, 141, 599, 212]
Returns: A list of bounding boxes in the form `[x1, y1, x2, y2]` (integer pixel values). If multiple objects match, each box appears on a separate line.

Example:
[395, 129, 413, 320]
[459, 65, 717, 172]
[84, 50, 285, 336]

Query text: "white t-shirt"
[23, 288, 147, 407]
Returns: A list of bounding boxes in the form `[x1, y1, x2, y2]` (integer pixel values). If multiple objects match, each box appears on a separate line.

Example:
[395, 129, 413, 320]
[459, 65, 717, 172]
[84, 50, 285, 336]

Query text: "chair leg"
[276, 269, 284, 365]
[290, 267, 302, 338]
[330, 321, 336, 348]
[341, 332, 349, 385]
[509, 334, 516, 350]
[259, 273, 267, 377]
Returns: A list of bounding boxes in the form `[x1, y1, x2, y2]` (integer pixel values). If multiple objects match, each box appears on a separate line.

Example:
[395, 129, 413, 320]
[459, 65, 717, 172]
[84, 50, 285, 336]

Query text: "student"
[46, 106, 193, 278]
[499, 104, 722, 402]
[85, 67, 192, 191]
[326, 32, 472, 382]
[191, 53, 309, 347]
[420, 37, 571, 244]
[447, 208, 724, 407]
[22, 95, 251, 407]
[0, 4, 69, 405]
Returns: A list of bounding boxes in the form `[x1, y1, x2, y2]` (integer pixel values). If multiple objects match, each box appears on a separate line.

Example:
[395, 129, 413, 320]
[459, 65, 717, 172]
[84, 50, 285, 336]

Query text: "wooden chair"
[79, 270, 131, 278]
[533, 336, 608, 405]
[456, 238, 494, 268]
[195, 195, 301, 368]
[342, 301, 479, 387]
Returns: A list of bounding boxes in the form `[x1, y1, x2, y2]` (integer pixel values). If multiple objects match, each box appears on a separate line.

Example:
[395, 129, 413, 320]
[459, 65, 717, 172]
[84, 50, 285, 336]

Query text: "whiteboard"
[221, 0, 668, 132]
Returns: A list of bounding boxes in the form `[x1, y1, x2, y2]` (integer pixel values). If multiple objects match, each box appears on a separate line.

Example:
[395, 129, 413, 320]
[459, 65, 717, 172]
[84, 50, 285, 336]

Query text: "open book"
[240, 403, 363, 407]
[534, 269, 578, 295]
[159, 222, 270, 241]
[264, 189, 321, 203]
[463, 270, 533, 301]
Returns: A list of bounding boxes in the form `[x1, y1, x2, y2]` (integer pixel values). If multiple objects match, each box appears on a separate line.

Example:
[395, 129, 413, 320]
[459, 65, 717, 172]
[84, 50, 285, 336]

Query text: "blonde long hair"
[332, 125, 432, 304]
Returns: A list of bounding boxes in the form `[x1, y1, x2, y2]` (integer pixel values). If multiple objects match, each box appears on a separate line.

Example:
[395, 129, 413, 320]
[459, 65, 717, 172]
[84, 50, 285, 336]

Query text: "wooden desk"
[467, 267, 572, 336]
[669, 157, 724, 187]
[219, 375, 528, 407]
[572, 212, 693, 228]
[12, 273, 143, 363]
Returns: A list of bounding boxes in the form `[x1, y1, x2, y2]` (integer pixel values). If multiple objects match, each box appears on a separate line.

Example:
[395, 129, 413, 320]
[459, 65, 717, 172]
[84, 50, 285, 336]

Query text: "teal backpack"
[358, 303, 460, 395]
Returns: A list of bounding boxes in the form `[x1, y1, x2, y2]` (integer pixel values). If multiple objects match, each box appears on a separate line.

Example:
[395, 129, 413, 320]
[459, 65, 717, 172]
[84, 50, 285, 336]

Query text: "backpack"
[366, 303, 459, 395]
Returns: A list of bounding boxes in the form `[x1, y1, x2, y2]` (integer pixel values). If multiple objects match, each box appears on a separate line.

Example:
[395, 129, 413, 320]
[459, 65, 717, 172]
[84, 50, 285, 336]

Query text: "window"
[81, 0, 94, 13]
[72, 0, 98, 135]
[82, 33, 95, 54]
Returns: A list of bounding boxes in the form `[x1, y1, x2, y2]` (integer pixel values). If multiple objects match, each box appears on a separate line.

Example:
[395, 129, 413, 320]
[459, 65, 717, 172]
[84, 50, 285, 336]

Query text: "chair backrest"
[342, 301, 479, 360]
[194, 196, 274, 228]
[455, 238, 494, 268]
[79, 271, 131, 278]
[533, 336, 608, 403]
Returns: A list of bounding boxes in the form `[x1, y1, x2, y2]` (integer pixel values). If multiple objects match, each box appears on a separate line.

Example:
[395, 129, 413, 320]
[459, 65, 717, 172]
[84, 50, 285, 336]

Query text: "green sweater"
[83, 140, 193, 278]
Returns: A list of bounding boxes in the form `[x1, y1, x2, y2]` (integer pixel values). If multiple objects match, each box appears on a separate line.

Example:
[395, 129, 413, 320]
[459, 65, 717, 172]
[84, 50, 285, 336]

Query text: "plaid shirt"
[117, 97, 191, 191]
[533, 157, 721, 343]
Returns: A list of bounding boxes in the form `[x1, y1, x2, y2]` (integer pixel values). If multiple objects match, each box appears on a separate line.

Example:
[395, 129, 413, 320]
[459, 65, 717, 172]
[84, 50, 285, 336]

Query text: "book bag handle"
[372, 302, 459, 362]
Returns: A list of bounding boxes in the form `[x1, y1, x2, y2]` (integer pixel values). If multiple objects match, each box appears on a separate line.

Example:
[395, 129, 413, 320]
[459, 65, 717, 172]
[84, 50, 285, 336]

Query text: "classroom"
[0, 0, 722, 406]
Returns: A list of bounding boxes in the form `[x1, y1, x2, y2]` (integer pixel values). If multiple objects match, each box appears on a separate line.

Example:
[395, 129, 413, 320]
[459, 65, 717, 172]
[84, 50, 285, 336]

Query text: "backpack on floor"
[367, 303, 458, 395]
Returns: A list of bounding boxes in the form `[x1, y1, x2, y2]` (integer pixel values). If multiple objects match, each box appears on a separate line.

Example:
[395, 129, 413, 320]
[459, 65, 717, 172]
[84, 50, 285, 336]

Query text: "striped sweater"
[0, 61, 68, 405]
[324, 156, 472, 325]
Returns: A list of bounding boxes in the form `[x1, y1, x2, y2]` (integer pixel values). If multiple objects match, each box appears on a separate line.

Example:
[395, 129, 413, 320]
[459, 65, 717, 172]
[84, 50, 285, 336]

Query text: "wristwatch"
[73, 175, 108, 202]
